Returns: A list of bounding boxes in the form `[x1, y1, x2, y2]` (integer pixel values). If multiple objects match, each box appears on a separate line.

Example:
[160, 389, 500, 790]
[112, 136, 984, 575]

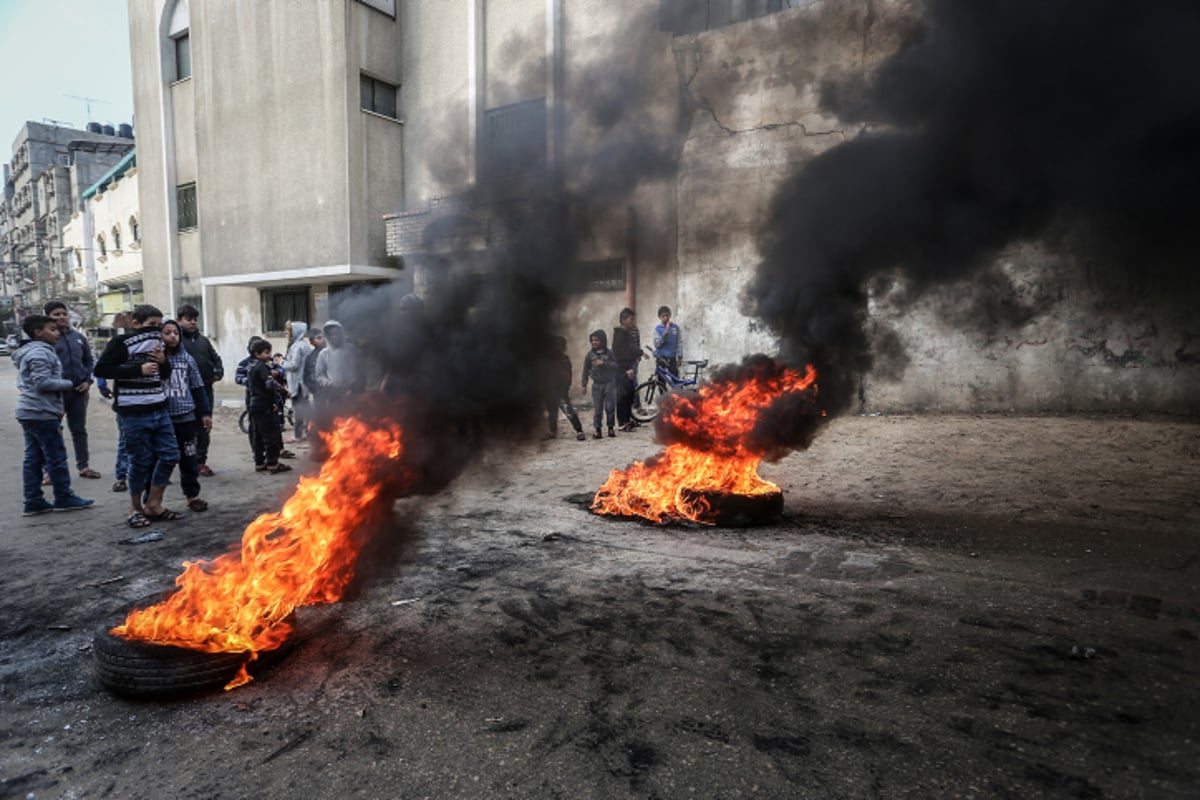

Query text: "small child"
[544, 336, 585, 441]
[580, 329, 619, 439]
[247, 339, 291, 473]
[161, 319, 213, 511]
[13, 315, 95, 515]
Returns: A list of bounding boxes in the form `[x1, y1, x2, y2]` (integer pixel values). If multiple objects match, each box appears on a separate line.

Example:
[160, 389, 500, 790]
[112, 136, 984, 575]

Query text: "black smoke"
[748, 0, 1200, 440]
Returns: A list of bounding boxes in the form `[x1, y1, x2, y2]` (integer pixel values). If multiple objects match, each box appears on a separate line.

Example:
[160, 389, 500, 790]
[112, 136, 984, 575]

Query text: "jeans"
[172, 417, 201, 499]
[114, 421, 128, 480]
[591, 381, 616, 432]
[21, 418, 74, 505]
[63, 389, 90, 470]
[120, 409, 180, 498]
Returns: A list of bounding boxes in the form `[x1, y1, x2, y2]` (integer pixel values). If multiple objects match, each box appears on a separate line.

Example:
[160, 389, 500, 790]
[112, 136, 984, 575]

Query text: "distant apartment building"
[0, 121, 133, 325]
[128, 0, 408, 365]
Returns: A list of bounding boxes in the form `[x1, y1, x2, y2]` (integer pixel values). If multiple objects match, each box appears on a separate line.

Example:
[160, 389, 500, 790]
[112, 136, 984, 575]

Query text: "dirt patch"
[1, 399, 1197, 798]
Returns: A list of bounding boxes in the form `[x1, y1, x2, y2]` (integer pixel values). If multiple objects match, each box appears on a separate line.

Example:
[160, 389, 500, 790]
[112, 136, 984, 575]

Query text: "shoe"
[53, 495, 94, 512]
[23, 500, 54, 516]
[79, 467, 101, 479]
[197, 464, 215, 477]
[279, 450, 296, 459]
[608, 428, 616, 438]
[576, 432, 587, 441]
[112, 479, 127, 493]
[593, 431, 602, 440]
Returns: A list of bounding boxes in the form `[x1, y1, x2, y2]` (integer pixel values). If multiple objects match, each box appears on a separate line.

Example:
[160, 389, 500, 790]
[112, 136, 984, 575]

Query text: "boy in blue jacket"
[13, 315, 95, 515]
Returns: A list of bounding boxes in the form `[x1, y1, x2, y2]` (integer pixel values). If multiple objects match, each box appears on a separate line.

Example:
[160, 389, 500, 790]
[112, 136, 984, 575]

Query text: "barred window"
[360, 74, 399, 119]
[262, 288, 310, 335]
[575, 258, 626, 292]
[177, 183, 197, 231]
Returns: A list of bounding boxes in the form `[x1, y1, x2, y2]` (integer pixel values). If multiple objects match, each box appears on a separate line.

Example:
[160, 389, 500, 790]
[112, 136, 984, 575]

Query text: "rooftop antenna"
[64, 94, 110, 122]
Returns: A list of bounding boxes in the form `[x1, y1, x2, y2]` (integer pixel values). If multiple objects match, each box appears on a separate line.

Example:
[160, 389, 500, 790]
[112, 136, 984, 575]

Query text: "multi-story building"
[128, 0, 408, 365]
[0, 121, 133, 321]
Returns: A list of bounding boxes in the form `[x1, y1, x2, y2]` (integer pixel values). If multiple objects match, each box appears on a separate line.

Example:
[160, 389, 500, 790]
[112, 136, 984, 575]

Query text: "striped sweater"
[93, 327, 173, 414]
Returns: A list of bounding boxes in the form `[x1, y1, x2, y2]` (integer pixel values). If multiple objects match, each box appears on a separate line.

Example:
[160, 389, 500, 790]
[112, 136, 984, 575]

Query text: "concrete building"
[0, 122, 133, 323]
[386, 0, 1198, 414]
[127, 0, 409, 366]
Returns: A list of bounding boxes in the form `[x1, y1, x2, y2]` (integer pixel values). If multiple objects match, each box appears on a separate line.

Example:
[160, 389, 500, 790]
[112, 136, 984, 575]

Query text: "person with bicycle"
[581, 329, 619, 439]
[653, 306, 682, 378]
[612, 308, 642, 432]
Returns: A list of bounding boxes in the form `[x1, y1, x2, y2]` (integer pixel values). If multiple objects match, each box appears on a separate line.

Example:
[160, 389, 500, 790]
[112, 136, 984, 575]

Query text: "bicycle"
[631, 346, 708, 423]
[238, 400, 295, 434]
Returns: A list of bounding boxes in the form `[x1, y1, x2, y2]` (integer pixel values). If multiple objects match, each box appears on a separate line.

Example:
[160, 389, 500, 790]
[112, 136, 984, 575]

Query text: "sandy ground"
[0, 357, 1197, 799]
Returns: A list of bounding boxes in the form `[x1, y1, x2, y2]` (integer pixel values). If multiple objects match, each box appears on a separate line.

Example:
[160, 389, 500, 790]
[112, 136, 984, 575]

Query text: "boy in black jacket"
[247, 339, 291, 473]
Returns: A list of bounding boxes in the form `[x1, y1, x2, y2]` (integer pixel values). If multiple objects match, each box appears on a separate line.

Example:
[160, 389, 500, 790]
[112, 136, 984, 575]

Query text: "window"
[575, 258, 627, 292]
[129, 215, 140, 242]
[261, 288, 310, 335]
[360, 74, 398, 119]
[112, 225, 122, 252]
[660, 0, 796, 35]
[174, 33, 192, 80]
[177, 183, 198, 230]
[97, 233, 106, 258]
[483, 99, 547, 182]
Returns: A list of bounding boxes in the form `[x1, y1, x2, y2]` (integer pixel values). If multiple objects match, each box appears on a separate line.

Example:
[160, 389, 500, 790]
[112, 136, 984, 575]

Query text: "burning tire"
[93, 604, 294, 699]
[678, 487, 784, 527]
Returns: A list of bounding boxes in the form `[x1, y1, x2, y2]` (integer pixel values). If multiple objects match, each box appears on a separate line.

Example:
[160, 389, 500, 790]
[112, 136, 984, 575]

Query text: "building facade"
[127, 0, 409, 366]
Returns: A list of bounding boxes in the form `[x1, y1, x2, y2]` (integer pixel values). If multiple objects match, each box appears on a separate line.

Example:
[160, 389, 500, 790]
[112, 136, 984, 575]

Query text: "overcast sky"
[0, 0, 135, 154]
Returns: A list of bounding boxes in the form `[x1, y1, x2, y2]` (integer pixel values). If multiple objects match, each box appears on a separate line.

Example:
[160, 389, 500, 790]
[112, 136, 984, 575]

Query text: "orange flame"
[592, 364, 816, 524]
[112, 416, 408, 688]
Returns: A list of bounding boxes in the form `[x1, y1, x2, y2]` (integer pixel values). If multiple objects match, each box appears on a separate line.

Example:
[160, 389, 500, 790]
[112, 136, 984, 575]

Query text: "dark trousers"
[21, 418, 73, 505]
[591, 381, 616, 432]
[172, 418, 202, 499]
[545, 389, 583, 435]
[616, 368, 636, 426]
[195, 385, 214, 464]
[250, 408, 283, 465]
[63, 389, 90, 470]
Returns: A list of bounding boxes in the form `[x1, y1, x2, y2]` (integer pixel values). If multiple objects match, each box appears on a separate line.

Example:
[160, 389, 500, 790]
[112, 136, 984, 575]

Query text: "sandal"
[112, 479, 127, 493]
[279, 450, 296, 459]
[79, 468, 101, 479]
[255, 464, 268, 471]
[187, 498, 209, 512]
[264, 463, 293, 473]
[144, 508, 184, 521]
[127, 512, 151, 529]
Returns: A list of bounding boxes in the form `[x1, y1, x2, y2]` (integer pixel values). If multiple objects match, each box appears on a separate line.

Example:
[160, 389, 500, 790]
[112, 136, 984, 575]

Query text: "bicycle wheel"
[631, 380, 662, 423]
[238, 409, 250, 434]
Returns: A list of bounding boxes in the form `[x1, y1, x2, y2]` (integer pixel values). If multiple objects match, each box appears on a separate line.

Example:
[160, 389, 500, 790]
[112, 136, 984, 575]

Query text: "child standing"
[544, 336, 585, 440]
[247, 339, 291, 473]
[580, 329, 619, 439]
[161, 320, 213, 511]
[13, 315, 95, 515]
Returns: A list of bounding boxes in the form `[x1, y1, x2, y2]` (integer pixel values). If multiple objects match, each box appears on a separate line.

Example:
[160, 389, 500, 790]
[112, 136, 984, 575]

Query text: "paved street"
[1, 355, 1198, 798]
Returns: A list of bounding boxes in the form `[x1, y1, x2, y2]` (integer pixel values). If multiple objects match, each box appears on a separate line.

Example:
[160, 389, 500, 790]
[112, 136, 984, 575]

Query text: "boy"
[544, 336, 586, 441]
[580, 329, 619, 439]
[176, 303, 223, 476]
[612, 307, 642, 431]
[247, 339, 292, 473]
[653, 305, 682, 378]
[93, 304, 182, 528]
[13, 315, 94, 515]
[45, 300, 99, 479]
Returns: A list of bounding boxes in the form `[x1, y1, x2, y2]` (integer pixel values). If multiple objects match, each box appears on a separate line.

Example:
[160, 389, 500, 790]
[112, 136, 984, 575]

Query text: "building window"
[177, 183, 198, 230]
[174, 33, 192, 80]
[360, 74, 398, 119]
[168, 0, 191, 81]
[112, 225, 122, 252]
[261, 287, 310, 335]
[130, 216, 140, 242]
[574, 258, 627, 292]
[97, 233, 106, 258]
[660, 0, 796, 35]
[483, 99, 547, 182]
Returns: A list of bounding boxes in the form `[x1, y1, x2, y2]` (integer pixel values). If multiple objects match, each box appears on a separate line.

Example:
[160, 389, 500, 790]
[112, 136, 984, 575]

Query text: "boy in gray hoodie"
[13, 315, 95, 515]
[581, 329, 619, 439]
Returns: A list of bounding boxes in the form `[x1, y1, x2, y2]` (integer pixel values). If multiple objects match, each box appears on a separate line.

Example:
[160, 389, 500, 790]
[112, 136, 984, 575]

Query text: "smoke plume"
[748, 0, 1200, 438]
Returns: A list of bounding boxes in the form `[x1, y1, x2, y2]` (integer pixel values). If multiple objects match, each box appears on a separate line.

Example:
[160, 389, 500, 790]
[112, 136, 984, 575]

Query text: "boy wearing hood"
[281, 320, 312, 442]
[13, 315, 95, 515]
[44, 301, 99, 479]
[581, 329, 619, 439]
[315, 320, 365, 396]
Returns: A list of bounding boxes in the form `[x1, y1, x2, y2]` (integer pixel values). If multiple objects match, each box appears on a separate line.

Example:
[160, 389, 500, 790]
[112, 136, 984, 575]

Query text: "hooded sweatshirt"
[581, 329, 619, 387]
[92, 327, 174, 414]
[314, 320, 364, 392]
[180, 325, 224, 386]
[13, 339, 75, 420]
[281, 321, 312, 397]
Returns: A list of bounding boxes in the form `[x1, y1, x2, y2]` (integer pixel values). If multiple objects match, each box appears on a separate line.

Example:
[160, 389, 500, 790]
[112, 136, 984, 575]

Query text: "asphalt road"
[0, 356, 1197, 799]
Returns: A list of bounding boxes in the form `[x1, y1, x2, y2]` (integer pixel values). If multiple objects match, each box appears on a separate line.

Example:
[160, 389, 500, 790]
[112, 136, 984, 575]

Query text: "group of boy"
[550, 305, 682, 440]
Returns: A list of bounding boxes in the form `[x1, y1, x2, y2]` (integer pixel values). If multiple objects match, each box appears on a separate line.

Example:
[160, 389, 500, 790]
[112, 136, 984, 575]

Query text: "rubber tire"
[631, 380, 662, 423]
[94, 609, 294, 699]
[678, 488, 784, 527]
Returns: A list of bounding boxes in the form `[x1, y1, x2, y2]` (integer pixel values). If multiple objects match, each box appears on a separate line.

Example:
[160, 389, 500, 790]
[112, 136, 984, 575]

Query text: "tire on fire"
[93, 602, 293, 698]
